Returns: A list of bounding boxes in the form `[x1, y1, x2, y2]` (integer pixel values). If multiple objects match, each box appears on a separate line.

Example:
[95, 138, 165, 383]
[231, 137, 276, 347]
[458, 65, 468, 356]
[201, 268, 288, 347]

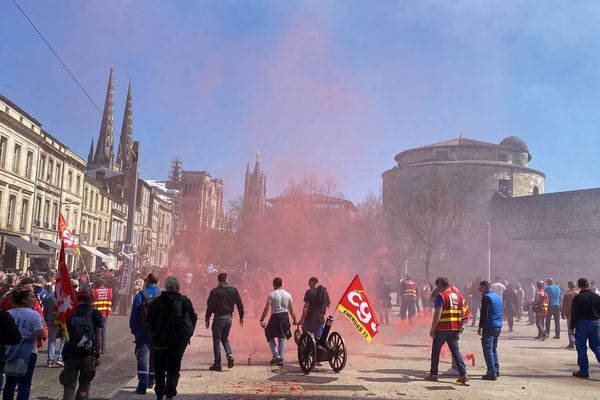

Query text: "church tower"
[243, 151, 267, 222]
[89, 67, 116, 170]
[116, 81, 134, 172]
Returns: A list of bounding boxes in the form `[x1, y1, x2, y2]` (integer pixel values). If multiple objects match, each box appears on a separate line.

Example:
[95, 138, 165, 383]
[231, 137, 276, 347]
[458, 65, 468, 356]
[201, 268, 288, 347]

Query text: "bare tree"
[226, 195, 244, 232]
[394, 178, 464, 280]
[282, 174, 344, 198]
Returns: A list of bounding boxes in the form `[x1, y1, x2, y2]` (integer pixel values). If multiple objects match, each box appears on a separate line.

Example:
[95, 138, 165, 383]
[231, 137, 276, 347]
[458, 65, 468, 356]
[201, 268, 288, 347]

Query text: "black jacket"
[570, 289, 600, 330]
[0, 310, 21, 372]
[146, 291, 198, 349]
[205, 283, 244, 321]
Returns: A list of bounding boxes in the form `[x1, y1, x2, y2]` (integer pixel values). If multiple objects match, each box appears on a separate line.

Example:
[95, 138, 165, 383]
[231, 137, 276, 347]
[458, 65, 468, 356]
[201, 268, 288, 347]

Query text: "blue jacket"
[129, 285, 161, 342]
[480, 290, 503, 329]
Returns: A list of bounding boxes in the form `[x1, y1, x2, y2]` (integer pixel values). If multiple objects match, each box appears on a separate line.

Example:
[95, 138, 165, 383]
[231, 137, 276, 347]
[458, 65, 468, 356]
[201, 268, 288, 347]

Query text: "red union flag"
[54, 244, 77, 340]
[58, 213, 80, 255]
[337, 274, 380, 342]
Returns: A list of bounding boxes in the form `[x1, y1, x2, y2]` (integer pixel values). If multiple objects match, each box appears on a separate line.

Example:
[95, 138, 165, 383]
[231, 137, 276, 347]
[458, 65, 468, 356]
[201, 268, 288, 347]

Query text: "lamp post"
[487, 222, 491, 282]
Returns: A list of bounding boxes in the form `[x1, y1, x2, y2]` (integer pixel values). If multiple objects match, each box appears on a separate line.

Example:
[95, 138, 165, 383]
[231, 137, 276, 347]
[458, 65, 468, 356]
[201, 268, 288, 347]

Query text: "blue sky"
[2, 1, 599, 203]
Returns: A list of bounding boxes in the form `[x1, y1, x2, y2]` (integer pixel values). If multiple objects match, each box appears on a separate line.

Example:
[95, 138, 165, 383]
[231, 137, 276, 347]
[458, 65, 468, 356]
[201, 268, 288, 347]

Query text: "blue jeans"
[101, 317, 108, 353]
[268, 338, 286, 359]
[47, 322, 65, 363]
[3, 353, 37, 400]
[575, 319, 600, 374]
[135, 341, 154, 389]
[481, 327, 501, 375]
[430, 330, 466, 376]
[302, 321, 324, 340]
[211, 317, 233, 365]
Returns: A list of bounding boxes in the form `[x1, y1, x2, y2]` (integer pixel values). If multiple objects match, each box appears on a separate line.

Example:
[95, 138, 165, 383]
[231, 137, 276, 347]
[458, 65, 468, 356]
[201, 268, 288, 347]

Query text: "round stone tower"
[382, 136, 545, 280]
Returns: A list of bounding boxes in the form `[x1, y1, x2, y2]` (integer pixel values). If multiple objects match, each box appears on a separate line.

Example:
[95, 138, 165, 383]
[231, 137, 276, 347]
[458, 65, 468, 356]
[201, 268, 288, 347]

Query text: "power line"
[12, 0, 103, 115]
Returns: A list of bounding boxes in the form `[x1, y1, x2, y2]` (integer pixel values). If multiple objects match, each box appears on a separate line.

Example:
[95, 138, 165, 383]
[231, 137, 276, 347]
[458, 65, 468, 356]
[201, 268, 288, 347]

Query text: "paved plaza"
[26, 312, 599, 400]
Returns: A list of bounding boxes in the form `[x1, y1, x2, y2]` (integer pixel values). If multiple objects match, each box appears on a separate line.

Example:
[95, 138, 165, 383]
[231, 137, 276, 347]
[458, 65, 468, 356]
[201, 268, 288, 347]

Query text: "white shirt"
[491, 282, 506, 298]
[9, 307, 44, 354]
[268, 288, 292, 314]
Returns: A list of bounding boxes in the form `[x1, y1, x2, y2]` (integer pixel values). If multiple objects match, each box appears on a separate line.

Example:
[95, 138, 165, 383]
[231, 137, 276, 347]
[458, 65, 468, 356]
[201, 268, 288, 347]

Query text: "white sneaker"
[443, 367, 460, 376]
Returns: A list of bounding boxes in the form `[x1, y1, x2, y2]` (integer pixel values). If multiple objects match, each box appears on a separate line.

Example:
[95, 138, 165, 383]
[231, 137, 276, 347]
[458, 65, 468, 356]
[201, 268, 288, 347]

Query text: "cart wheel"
[297, 332, 317, 374]
[328, 331, 347, 372]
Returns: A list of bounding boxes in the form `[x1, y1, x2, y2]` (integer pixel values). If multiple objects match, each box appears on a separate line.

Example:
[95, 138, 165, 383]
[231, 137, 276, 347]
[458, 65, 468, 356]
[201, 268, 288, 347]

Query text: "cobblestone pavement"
[104, 313, 600, 400]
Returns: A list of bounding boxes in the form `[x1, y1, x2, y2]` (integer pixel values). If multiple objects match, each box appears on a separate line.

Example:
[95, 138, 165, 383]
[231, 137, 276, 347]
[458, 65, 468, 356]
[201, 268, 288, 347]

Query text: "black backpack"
[68, 308, 95, 357]
[172, 296, 194, 342]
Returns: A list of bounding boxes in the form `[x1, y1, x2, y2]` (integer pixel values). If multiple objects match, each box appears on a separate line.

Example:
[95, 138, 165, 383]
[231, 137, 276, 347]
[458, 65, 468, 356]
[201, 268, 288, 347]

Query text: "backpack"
[172, 296, 194, 342]
[139, 289, 155, 326]
[68, 308, 95, 357]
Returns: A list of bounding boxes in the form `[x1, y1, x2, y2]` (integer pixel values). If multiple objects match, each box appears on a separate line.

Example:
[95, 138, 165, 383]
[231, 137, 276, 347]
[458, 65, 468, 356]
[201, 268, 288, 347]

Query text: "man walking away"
[525, 279, 536, 325]
[130, 273, 161, 394]
[502, 284, 518, 333]
[399, 276, 417, 323]
[260, 277, 298, 367]
[545, 278, 562, 339]
[59, 291, 103, 400]
[424, 277, 469, 384]
[298, 277, 330, 340]
[562, 281, 579, 350]
[147, 276, 197, 400]
[205, 272, 244, 372]
[570, 278, 600, 378]
[477, 281, 503, 380]
[91, 279, 112, 353]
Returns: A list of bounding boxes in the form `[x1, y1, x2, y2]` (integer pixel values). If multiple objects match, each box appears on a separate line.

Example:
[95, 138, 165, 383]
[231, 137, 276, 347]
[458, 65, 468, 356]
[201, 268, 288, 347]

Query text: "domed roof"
[499, 136, 529, 152]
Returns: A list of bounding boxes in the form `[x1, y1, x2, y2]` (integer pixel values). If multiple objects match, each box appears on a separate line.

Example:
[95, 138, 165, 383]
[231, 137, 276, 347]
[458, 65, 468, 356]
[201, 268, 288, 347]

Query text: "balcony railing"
[51, 223, 57, 230]
[43, 222, 49, 228]
[34, 219, 40, 227]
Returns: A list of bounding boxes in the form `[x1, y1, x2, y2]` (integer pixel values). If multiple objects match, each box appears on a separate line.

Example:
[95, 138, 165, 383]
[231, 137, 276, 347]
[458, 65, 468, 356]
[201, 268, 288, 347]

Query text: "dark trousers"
[400, 299, 416, 320]
[154, 346, 186, 399]
[575, 319, 600, 374]
[59, 355, 96, 400]
[3, 353, 37, 400]
[430, 330, 466, 376]
[470, 303, 480, 326]
[211, 317, 233, 365]
[535, 313, 546, 336]
[481, 327, 501, 375]
[545, 305, 561, 336]
[506, 313, 514, 330]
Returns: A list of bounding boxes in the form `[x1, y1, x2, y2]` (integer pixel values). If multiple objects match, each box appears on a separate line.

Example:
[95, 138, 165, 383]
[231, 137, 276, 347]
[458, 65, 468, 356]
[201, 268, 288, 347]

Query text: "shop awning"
[3, 235, 53, 258]
[39, 239, 60, 250]
[80, 245, 111, 260]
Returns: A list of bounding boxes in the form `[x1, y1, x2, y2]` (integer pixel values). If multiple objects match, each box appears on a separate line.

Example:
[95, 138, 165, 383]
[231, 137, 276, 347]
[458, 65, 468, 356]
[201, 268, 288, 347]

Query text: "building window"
[83, 188, 88, 209]
[47, 159, 54, 182]
[43, 200, 50, 227]
[67, 171, 73, 192]
[435, 150, 449, 161]
[25, 151, 33, 179]
[20, 199, 29, 230]
[76, 175, 81, 194]
[34, 196, 42, 226]
[38, 155, 47, 180]
[499, 179, 512, 197]
[498, 152, 508, 162]
[55, 163, 61, 187]
[533, 186, 540, 195]
[0, 136, 8, 168]
[72, 209, 78, 233]
[7, 195, 17, 228]
[97, 222, 101, 240]
[12, 144, 21, 174]
[52, 202, 58, 228]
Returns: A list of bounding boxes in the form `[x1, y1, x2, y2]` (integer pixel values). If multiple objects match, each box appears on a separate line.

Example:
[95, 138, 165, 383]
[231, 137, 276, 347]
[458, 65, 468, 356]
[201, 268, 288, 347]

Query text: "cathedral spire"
[87, 139, 94, 165]
[91, 67, 115, 170]
[117, 81, 134, 172]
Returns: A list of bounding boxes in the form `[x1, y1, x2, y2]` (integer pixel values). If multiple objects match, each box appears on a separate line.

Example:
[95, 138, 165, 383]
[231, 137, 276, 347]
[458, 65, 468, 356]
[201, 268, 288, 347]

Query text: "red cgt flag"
[54, 243, 77, 340]
[58, 213, 80, 255]
[337, 274, 380, 342]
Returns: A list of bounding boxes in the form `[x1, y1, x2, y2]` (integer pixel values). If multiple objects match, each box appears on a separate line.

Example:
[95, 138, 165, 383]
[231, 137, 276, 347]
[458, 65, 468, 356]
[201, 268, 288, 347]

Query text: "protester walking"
[146, 276, 198, 400]
[205, 272, 244, 372]
[298, 277, 330, 339]
[399, 276, 418, 322]
[502, 284, 518, 332]
[130, 273, 161, 394]
[570, 278, 600, 378]
[59, 291, 104, 400]
[0, 309, 21, 392]
[524, 281, 548, 339]
[3, 289, 44, 400]
[259, 277, 298, 367]
[561, 281, 579, 350]
[424, 277, 469, 384]
[477, 281, 503, 380]
[545, 278, 562, 339]
[525, 279, 536, 325]
[41, 282, 64, 368]
[91, 279, 112, 354]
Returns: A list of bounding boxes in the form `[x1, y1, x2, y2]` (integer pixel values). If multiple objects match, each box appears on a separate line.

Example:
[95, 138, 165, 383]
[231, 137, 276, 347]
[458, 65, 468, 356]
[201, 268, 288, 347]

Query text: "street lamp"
[487, 222, 491, 282]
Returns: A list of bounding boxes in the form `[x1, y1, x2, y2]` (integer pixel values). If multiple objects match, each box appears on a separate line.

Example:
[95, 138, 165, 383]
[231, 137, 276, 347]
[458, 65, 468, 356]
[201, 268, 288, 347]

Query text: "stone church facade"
[382, 136, 599, 283]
